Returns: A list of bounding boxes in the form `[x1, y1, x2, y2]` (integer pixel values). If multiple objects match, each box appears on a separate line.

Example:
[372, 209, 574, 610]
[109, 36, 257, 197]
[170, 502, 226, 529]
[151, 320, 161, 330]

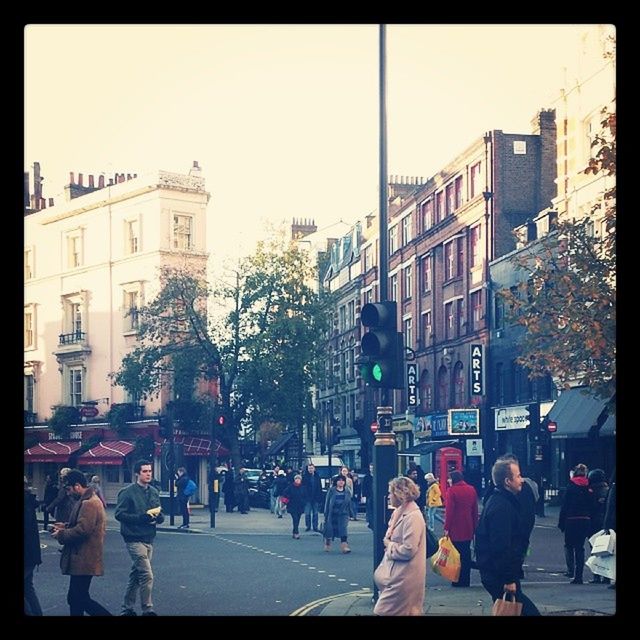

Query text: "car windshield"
[244, 469, 261, 480]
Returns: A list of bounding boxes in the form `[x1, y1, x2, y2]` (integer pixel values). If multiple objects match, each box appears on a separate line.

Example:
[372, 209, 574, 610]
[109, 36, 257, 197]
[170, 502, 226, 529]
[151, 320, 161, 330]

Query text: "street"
[30, 505, 615, 616]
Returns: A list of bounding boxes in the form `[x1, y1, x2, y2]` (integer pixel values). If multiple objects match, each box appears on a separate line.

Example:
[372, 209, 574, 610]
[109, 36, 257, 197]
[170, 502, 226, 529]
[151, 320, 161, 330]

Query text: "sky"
[24, 24, 607, 264]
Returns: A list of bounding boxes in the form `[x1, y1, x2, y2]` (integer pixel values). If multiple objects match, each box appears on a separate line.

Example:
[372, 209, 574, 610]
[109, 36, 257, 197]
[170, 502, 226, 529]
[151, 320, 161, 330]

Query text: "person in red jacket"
[444, 469, 479, 587]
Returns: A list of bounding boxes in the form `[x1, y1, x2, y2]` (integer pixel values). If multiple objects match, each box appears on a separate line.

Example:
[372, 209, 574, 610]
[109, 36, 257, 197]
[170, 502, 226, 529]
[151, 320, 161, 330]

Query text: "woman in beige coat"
[373, 476, 426, 616]
[52, 469, 111, 616]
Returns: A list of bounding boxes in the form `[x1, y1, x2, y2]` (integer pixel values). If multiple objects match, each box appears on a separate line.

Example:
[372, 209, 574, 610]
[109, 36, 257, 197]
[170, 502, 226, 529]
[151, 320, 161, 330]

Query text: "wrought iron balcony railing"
[58, 331, 86, 345]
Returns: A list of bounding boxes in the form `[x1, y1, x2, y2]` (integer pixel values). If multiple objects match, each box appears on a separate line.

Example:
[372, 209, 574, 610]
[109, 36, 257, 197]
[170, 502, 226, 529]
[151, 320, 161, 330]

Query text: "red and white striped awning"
[24, 440, 81, 463]
[154, 436, 230, 457]
[77, 441, 135, 466]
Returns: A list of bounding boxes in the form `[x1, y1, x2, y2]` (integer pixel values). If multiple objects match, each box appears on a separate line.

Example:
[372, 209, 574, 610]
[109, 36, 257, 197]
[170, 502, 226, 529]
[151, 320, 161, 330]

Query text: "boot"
[324, 541, 331, 552]
[340, 542, 351, 554]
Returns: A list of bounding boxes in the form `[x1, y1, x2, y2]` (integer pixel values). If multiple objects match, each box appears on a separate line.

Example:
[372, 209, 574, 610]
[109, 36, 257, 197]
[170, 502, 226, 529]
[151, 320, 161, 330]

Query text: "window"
[61, 293, 86, 342]
[421, 199, 433, 232]
[419, 370, 432, 413]
[347, 301, 355, 328]
[495, 363, 505, 405]
[435, 192, 443, 224]
[457, 238, 464, 276]
[68, 366, 83, 406]
[456, 299, 464, 336]
[339, 306, 346, 333]
[494, 294, 505, 330]
[445, 184, 454, 216]
[444, 242, 455, 280]
[422, 311, 432, 345]
[403, 317, 412, 350]
[513, 140, 527, 155]
[125, 219, 140, 254]
[401, 215, 412, 245]
[124, 290, 140, 332]
[24, 374, 34, 412]
[470, 162, 482, 199]
[471, 291, 483, 330]
[454, 176, 463, 210]
[421, 256, 432, 293]
[348, 347, 355, 382]
[437, 365, 448, 411]
[388, 226, 398, 255]
[24, 306, 35, 349]
[66, 231, 83, 268]
[363, 245, 373, 271]
[24, 248, 34, 280]
[340, 351, 346, 383]
[470, 225, 482, 268]
[403, 265, 413, 300]
[390, 274, 398, 302]
[444, 302, 454, 339]
[453, 361, 465, 408]
[173, 214, 193, 250]
[363, 289, 373, 306]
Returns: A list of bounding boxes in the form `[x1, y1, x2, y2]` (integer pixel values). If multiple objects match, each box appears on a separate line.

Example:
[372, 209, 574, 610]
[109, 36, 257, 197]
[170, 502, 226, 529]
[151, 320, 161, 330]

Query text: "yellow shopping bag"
[430, 536, 461, 582]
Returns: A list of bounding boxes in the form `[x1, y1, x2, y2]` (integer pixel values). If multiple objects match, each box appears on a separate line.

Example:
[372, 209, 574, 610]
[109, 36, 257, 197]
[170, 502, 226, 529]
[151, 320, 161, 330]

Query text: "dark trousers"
[179, 497, 190, 526]
[565, 541, 586, 581]
[67, 575, 112, 616]
[24, 565, 43, 616]
[451, 539, 472, 587]
[290, 511, 302, 535]
[42, 507, 51, 531]
[481, 576, 541, 616]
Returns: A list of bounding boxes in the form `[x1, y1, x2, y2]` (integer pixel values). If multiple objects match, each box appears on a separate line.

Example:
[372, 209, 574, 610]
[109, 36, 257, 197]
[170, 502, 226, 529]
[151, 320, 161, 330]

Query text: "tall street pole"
[372, 24, 397, 602]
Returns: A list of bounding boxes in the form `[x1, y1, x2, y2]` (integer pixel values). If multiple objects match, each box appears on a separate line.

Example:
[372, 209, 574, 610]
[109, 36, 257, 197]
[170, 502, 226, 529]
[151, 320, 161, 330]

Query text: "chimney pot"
[49, 198, 54, 207]
[78, 173, 83, 186]
[108, 178, 113, 186]
[127, 173, 132, 180]
[89, 175, 94, 188]
[70, 172, 75, 185]
[98, 175, 104, 188]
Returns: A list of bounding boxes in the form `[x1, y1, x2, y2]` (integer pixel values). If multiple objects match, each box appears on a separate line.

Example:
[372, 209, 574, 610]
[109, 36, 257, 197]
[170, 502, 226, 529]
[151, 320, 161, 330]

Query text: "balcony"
[24, 411, 38, 425]
[59, 331, 86, 345]
[54, 331, 91, 359]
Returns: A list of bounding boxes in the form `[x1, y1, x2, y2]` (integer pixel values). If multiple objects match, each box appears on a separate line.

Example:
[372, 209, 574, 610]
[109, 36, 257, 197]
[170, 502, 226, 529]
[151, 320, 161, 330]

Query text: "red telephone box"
[435, 446, 463, 504]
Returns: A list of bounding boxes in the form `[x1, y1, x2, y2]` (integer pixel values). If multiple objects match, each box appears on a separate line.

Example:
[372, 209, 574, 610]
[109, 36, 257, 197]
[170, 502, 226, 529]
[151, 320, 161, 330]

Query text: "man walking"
[443, 469, 478, 587]
[51, 469, 111, 616]
[474, 459, 541, 615]
[175, 466, 191, 529]
[302, 463, 323, 532]
[115, 459, 164, 616]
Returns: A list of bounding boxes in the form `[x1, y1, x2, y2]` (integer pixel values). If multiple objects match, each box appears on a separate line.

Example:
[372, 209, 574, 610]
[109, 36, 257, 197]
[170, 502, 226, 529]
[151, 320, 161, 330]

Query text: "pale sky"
[25, 24, 605, 263]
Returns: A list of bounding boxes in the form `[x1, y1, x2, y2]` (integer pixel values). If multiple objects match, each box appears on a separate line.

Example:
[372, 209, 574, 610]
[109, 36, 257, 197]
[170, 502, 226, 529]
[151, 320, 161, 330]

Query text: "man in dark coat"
[475, 459, 540, 616]
[302, 463, 323, 532]
[42, 474, 59, 532]
[175, 466, 191, 529]
[24, 480, 43, 615]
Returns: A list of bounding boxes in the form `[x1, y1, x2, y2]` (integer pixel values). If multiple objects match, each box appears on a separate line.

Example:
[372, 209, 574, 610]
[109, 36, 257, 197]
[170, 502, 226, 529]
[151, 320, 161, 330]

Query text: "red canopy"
[77, 441, 135, 466]
[24, 440, 81, 463]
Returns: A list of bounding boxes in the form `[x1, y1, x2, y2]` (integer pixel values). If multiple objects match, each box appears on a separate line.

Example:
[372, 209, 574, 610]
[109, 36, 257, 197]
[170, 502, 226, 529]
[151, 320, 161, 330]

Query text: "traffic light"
[217, 414, 226, 427]
[360, 301, 404, 388]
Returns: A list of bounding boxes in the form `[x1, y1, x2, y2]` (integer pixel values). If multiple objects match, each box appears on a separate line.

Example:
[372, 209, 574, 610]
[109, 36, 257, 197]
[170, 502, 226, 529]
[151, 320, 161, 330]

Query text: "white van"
[305, 455, 345, 493]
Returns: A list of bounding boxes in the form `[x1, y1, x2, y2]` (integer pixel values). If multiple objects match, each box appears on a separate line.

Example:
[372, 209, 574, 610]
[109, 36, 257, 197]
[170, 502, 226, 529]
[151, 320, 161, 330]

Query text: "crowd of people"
[24, 456, 615, 617]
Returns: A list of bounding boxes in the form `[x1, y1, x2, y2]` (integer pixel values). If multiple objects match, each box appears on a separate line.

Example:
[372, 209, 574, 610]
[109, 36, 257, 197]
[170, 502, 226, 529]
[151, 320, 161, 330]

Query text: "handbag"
[492, 592, 523, 617]
[426, 527, 438, 558]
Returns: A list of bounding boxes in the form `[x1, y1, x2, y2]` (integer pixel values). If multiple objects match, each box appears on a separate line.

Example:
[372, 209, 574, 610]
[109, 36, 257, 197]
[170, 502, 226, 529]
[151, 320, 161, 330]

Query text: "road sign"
[79, 405, 99, 418]
[547, 420, 557, 433]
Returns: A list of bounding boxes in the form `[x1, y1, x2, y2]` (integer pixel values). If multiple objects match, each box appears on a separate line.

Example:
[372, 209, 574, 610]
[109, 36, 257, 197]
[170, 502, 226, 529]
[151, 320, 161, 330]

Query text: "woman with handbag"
[323, 475, 352, 553]
[281, 474, 306, 539]
[373, 476, 426, 616]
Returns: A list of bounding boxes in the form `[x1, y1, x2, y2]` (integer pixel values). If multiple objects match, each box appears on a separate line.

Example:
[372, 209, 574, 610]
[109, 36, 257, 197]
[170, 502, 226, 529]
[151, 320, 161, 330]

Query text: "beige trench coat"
[373, 500, 426, 615]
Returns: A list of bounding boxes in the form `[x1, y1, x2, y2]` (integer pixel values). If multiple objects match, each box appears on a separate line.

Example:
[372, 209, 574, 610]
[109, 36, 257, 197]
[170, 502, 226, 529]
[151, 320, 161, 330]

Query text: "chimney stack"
[89, 175, 94, 188]
[98, 175, 104, 188]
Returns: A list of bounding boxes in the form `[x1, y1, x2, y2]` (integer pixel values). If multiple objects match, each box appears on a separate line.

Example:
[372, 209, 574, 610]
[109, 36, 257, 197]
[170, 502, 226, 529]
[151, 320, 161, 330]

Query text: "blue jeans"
[427, 506, 444, 530]
[481, 576, 541, 616]
[123, 542, 155, 613]
[304, 501, 319, 530]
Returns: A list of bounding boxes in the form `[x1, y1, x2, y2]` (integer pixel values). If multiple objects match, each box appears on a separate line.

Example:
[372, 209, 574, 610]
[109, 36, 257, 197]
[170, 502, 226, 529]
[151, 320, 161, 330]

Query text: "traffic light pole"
[210, 414, 217, 529]
[372, 405, 396, 601]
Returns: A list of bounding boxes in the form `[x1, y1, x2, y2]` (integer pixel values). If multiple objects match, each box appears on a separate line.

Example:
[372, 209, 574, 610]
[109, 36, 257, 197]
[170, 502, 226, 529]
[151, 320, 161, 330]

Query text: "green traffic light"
[372, 363, 383, 382]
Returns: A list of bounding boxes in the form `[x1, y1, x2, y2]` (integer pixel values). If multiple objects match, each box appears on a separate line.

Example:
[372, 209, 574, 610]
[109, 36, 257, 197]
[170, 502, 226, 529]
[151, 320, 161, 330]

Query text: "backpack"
[184, 479, 197, 497]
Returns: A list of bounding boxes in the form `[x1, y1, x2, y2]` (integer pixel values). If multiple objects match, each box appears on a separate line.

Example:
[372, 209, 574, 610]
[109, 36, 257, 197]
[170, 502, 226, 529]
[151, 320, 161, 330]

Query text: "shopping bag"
[430, 536, 461, 582]
[586, 553, 616, 580]
[492, 592, 523, 617]
[590, 530, 616, 556]
[426, 527, 438, 559]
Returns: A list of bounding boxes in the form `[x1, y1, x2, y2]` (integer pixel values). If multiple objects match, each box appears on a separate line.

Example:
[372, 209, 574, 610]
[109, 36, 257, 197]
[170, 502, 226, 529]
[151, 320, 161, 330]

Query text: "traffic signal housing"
[360, 301, 405, 389]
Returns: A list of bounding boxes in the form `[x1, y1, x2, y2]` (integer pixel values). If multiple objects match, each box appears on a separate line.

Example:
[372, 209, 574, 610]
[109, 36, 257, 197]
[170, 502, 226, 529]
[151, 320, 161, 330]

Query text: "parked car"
[244, 468, 272, 508]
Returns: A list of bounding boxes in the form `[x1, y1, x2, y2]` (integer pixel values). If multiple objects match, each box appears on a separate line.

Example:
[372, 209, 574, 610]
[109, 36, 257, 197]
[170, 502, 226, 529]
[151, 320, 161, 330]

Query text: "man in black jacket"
[24, 480, 43, 615]
[475, 459, 540, 616]
[302, 464, 323, 532]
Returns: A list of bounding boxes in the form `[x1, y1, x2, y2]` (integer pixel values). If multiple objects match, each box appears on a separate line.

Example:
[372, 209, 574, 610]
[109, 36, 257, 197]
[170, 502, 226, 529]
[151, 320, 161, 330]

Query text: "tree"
[499, 107, 615, 410]
[111, 229, 331, 469]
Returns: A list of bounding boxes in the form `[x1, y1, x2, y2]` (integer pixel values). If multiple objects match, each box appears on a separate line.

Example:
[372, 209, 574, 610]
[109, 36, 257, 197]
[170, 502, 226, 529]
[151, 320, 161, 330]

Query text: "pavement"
[53, 502, 616, 617]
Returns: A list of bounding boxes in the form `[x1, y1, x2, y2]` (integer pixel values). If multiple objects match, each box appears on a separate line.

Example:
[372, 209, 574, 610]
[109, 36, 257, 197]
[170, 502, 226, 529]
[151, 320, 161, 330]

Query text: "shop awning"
[265, 431, 296, 456]
[599, 413, 616, 437]
[398, 440, 459, 457]
[548, 388, 609, 439]
[24, 440, 81, 463]
[77, 441, 135, 466]
[154, 436, 230, 458]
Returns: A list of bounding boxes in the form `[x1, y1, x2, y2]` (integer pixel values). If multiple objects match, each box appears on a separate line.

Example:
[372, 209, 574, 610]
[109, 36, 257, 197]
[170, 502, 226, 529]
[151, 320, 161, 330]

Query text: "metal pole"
[210, 413, 217, 528]
[168, 416, 175, 526]
[372, 405, 396, 601]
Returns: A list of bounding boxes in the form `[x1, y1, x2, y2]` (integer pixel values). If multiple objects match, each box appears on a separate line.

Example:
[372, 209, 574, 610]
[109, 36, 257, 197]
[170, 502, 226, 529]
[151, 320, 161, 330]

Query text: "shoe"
[120, 609, 137, 616]
[324, 542, 331, 552]
[305, 527, 311, 532]
[313, 528, 320, 532]
[569, 578, 583, 584]
[563, 571, 573, 578]
[277, 515, 283, 519]
[142, 611, 158, 616]
[293, 533, 300, 539]
[589, 577, 602, 584]
[340, 542, 351, 554]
